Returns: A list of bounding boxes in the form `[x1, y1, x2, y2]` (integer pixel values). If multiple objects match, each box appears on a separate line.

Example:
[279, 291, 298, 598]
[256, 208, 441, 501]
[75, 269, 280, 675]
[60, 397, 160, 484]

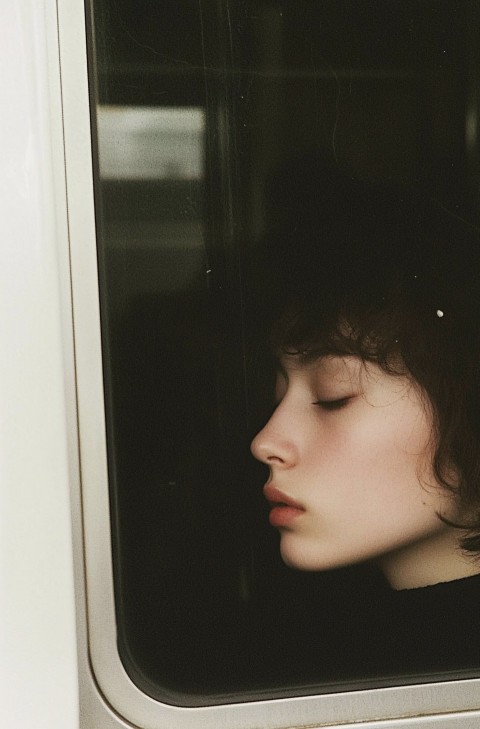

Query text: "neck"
[378, 528, 480, 590]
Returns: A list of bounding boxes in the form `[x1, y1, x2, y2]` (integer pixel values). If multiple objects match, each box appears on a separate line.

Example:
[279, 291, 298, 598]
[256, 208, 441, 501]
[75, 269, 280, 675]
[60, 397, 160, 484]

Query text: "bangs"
[270, 302, 407, 376]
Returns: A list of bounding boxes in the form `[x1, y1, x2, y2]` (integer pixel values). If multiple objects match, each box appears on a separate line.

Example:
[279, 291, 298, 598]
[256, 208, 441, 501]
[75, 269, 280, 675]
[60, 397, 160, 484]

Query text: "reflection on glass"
[95, 106, 205, 295]
[86, 0, 480, 706]
[97, 106, 204, 180]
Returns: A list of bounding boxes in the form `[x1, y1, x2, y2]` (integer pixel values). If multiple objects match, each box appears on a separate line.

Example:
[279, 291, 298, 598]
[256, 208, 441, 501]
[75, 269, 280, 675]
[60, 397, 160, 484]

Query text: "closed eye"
[313, 397, 352, 411]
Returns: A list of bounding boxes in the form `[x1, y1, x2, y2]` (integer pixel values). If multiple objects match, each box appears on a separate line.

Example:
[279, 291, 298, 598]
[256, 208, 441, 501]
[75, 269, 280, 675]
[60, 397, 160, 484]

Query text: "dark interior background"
[86, 0, 480, 705]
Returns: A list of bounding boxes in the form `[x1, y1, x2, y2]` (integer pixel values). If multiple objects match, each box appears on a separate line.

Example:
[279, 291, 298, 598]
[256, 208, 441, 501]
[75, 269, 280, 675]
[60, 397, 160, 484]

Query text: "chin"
[280, 537, 337, 572]
[279, 535, 370, 572]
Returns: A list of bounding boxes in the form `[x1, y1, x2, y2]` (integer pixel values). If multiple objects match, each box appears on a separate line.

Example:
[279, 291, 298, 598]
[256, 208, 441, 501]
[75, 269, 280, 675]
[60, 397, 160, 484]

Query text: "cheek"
[310, 404, 440, 516]
[363, 418, 459, 538]
[355, 400, 432, 472]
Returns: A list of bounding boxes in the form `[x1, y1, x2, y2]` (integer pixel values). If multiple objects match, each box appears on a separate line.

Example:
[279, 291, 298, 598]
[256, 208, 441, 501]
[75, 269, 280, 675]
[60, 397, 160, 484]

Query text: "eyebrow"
[274, 350, 333, 376]
[276, 350, 366, 381]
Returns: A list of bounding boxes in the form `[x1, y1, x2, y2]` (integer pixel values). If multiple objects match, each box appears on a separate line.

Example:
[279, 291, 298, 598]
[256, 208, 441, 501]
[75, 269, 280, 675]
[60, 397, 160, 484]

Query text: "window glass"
[86, 0, 480, 706]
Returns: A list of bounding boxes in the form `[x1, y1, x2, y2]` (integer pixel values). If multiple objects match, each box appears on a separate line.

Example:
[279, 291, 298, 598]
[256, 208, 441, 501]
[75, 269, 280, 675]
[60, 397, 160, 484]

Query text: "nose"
[250, 406, 298, 469]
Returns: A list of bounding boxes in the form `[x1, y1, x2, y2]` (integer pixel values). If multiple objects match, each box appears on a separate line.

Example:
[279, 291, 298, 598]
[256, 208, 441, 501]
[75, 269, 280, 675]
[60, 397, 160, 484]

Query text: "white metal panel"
[0, 1, 78, 727]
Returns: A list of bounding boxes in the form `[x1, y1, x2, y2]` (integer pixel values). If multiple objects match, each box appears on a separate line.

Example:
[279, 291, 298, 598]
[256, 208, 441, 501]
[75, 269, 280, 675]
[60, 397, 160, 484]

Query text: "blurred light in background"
[97, 106, 205, 180]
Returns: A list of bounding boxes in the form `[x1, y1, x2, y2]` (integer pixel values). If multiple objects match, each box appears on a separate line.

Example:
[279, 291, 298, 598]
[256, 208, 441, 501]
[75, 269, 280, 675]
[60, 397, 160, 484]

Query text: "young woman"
[249, 161, 480, 675]
[251, 351, 476, 590]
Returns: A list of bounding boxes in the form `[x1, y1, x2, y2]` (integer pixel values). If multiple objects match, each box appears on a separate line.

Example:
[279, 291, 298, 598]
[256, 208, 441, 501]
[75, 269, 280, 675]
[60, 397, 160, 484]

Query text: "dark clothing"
[329, 571, 480, 682]
[386, 573, 480, 675]
[275, 569, 480, 687]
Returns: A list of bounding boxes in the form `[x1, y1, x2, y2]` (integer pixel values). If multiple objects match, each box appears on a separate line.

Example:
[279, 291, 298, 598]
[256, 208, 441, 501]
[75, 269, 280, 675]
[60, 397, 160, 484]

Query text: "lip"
[263, 484, 305, 528]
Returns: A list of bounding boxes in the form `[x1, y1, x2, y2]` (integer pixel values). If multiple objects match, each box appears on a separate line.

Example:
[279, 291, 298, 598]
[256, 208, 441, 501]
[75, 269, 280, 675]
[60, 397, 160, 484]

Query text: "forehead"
[276, 354, 415, 398]
[277, 353, 364, 382]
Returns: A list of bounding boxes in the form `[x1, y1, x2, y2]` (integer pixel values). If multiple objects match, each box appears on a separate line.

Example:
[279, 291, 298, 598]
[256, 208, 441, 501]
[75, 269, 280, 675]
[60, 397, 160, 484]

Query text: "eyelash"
[313, 397, 351, 411]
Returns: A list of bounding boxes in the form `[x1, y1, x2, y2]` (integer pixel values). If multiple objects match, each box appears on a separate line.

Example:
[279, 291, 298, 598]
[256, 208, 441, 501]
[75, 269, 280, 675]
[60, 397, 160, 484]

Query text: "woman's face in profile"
[251, 355, 470, 589]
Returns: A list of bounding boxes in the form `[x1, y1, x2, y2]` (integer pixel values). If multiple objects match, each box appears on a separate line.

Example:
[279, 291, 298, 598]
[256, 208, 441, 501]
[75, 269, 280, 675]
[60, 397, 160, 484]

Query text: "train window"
[65, 0, 480, 725]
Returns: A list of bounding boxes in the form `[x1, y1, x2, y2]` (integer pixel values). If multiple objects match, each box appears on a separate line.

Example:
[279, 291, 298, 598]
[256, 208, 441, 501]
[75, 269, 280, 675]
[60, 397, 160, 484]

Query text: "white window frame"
[58, 1, 480, 726]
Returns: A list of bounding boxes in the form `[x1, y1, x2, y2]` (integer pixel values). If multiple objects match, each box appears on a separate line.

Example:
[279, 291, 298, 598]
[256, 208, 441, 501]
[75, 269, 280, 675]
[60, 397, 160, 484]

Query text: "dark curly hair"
[253, 158, 480, 552]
